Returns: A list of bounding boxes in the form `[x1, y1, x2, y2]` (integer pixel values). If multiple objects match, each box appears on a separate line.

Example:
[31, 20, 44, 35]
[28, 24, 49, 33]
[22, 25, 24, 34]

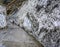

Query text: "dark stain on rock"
[38, 27, 48, 36]
[45, 0, 59, 14]
[47, 0, 52, 6]
[52, 4, 59, 10]
[36, 4, 43, 12]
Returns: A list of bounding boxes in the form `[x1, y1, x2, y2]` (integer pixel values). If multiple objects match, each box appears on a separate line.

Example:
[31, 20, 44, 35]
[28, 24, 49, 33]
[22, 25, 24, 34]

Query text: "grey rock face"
[11, 0, 60, 47]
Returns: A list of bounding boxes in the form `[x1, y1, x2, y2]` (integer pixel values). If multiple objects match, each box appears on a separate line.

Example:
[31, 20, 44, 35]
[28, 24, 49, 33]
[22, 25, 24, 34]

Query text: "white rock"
[0, 5, 7, 28]
[23, 16, 32, 30]
[53, 21, 60, 27]
[0, 14, 7, 28]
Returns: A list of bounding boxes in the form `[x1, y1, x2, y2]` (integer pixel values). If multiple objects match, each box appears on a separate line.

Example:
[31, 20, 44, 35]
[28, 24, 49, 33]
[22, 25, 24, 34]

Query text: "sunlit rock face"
[12, 0, 60, 47]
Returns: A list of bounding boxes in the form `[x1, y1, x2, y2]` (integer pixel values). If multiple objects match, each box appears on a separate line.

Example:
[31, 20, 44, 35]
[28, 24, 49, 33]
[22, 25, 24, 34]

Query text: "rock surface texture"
[0, 23, 42, 47]
[10, 0, 60, 47]
[0, 5, 7, 28]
